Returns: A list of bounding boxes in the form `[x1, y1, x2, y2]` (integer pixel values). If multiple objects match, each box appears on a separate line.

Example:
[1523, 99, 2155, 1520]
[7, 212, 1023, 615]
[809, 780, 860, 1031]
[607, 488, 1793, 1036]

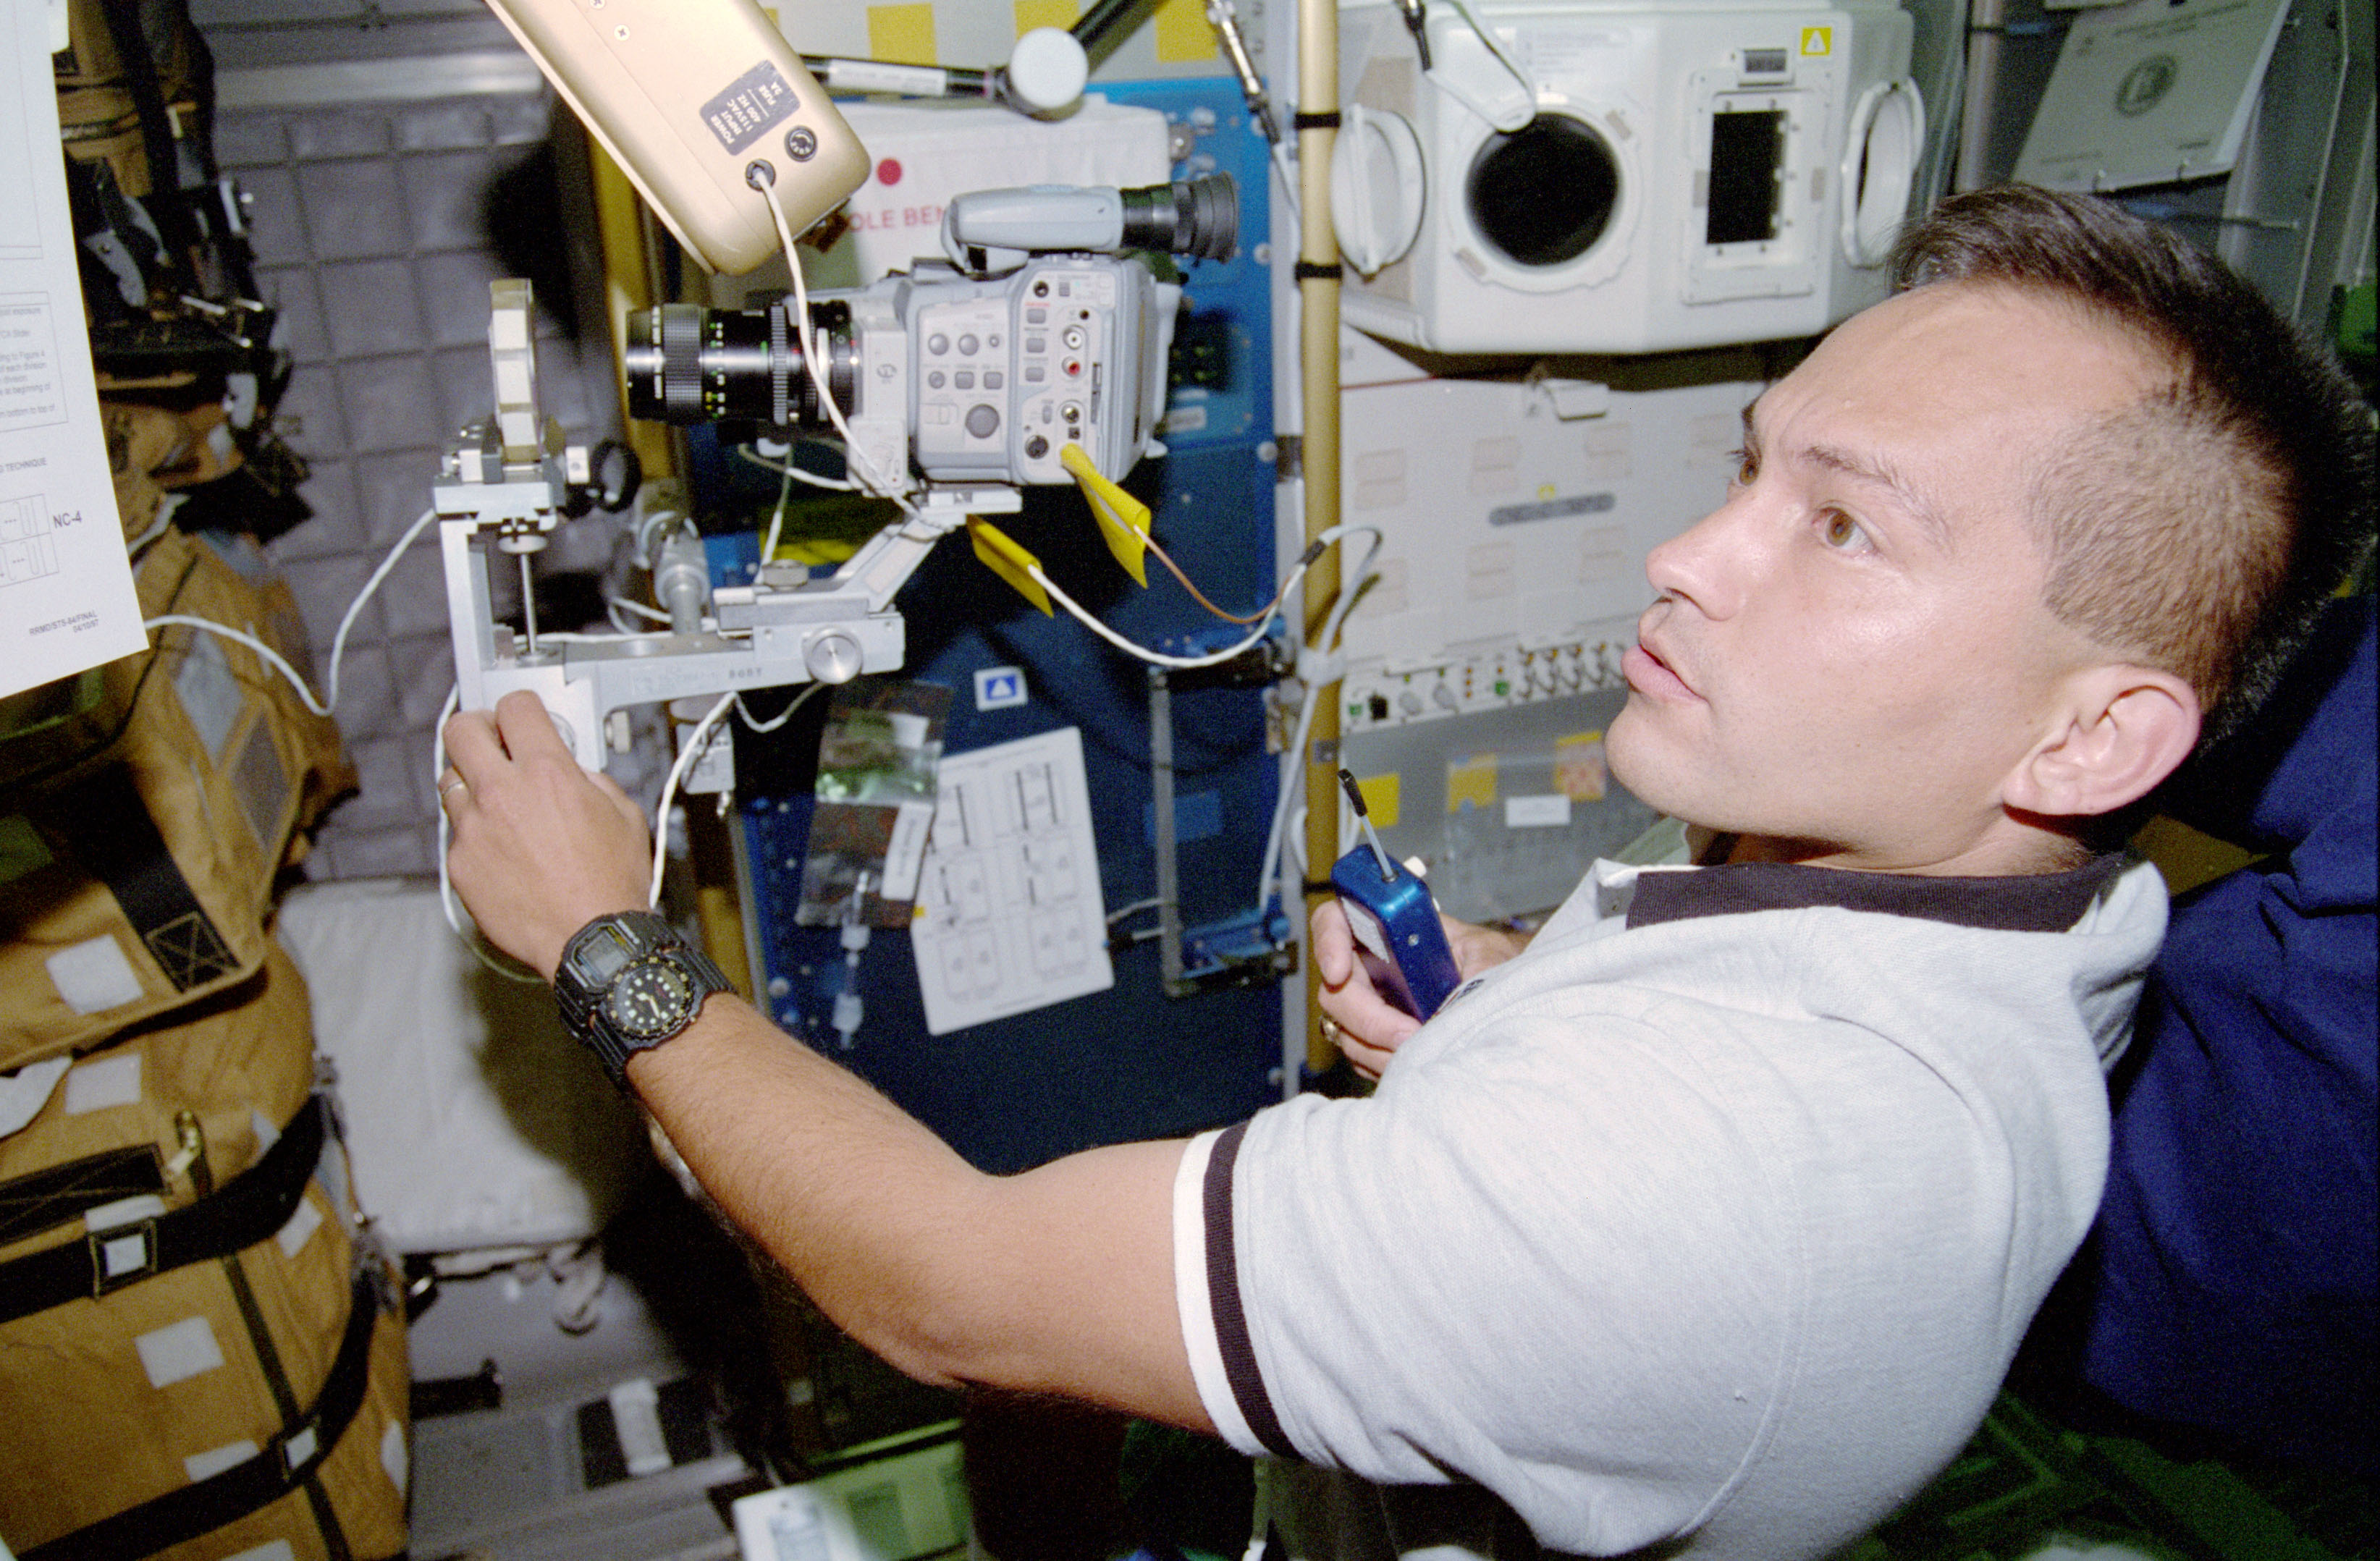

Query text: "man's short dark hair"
[1891, 185, 2376, 745]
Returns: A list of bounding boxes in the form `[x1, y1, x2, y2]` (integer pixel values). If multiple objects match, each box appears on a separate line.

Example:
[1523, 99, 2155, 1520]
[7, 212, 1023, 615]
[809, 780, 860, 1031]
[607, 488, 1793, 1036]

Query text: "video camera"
[623, 175, 1238, 492]
[436, 175, 1238, 774]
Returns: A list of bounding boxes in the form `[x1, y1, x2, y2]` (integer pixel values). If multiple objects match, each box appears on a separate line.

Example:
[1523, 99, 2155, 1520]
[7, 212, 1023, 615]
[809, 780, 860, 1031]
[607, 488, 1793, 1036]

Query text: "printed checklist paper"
[1, 0, 146, 699]
[911, 727, 1114, 1036]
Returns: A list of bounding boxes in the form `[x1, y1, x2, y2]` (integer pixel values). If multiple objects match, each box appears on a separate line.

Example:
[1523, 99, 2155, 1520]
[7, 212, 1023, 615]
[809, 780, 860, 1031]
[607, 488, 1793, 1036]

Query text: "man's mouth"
[1621, 633, 1698, 703]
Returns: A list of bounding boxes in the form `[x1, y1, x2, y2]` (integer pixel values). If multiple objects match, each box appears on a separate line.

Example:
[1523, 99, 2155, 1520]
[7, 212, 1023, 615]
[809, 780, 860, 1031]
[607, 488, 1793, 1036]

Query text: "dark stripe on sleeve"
[1204, 1121, 1296, 1457]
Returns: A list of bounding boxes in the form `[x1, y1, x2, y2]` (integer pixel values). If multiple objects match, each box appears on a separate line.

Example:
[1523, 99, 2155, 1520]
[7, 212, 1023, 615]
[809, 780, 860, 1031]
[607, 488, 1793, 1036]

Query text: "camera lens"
[1118, 174, 1238, 263]
[623, 302, 853, 427]
[1467, 115, 1620, 268]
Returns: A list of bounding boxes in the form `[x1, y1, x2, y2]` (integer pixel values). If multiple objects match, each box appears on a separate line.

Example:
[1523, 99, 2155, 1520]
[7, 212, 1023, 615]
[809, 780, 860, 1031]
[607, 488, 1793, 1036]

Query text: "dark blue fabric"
[2082, 595, 2377, 1470]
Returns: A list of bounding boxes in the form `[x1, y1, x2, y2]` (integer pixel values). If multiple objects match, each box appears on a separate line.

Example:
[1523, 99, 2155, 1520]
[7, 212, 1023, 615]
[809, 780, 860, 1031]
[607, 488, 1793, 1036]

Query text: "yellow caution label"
[867, 4, 939, 67]
[1801, 25, 1833, 55]
[1153, 0, 1218, 62]
[1015, 0, 1079, 33]
[1354, 772, 1401, 831]
[1447, 753, 1498, 814]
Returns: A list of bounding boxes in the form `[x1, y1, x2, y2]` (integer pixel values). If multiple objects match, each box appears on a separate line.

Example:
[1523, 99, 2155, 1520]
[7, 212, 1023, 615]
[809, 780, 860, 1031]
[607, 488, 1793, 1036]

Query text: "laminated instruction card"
[1, 0, 146, 698]
[911, 726, 1114, 1036]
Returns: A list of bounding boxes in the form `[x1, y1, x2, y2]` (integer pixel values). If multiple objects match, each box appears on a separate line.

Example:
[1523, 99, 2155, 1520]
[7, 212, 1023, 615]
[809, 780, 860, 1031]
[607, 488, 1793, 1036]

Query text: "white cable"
[1257, 676, 1325, 911]
[608, 596, 670, 624]
[1432, 0, 1536, 132]
[143, 504, 441, 719]
[759, 179, 921, 514]
[1254, 527, 1383, 908]
[653, 691, 737, 908]
[1025, 522, 1380, 672]
[736, 442, 856, 492]
[324, 506, 441, 706]
[736, 681, 822, 734]
[126, 494, 182, 559]
[1270, 138, 1301, 223]
[1031, 567, 1285, 669]
[144, 614, 335, 716]
[759, 462, 796, 568]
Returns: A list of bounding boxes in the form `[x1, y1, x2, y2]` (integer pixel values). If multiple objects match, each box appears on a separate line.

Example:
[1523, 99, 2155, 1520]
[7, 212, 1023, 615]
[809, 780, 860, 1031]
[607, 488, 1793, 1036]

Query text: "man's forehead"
[1818, 282, 2159, 409]
[1754, 284, 2157, 483]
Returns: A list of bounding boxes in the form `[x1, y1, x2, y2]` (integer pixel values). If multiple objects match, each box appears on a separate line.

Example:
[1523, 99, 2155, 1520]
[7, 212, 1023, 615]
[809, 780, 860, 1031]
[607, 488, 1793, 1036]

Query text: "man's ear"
[2005, 664, 2202, 820]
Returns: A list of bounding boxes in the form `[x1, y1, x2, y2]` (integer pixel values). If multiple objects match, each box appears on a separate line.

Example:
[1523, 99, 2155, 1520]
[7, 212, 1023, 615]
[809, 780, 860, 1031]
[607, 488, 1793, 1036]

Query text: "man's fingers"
[442, 706, 506, 781]
[436, 767, 472, 813]
[1320, 1015, 1396, 1082]
[1309, 900, 1354, 986]
[493, 690, 573, 763]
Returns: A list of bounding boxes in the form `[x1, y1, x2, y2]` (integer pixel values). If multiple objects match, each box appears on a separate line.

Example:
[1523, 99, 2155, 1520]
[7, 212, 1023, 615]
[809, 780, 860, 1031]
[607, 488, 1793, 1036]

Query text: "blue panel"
[1094, 77, 1278, 457]
[718, 76, 1284, 1172]
[1147, 790, 1224, 846]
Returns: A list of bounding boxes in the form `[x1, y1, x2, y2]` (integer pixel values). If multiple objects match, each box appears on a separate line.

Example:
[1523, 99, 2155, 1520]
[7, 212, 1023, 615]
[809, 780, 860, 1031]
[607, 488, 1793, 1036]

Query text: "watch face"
[604, 959, 697, 1040]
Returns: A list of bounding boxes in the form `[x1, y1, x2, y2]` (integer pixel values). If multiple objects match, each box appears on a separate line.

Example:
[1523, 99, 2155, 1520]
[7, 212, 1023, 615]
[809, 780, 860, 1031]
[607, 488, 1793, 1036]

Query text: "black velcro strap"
[0, 1094, 325, 1326]
[21, 1266, 382, 1561]
[0, 1143, 164, 1249]
[1293, 110, 1342, 130]
[1294, 261, 1344, 281]
[38, 763, 242, 993]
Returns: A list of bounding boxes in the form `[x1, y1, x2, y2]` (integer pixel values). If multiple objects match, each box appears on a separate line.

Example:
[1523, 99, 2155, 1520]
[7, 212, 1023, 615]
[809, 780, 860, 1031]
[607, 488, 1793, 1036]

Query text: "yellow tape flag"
[966, 517, 1052, 615]
[1060, 443, 1153, 587]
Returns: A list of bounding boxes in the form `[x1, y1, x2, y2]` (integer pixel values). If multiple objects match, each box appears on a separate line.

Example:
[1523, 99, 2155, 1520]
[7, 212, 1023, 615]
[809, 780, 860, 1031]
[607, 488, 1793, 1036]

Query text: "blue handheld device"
[1329, 769, 1462, 1019]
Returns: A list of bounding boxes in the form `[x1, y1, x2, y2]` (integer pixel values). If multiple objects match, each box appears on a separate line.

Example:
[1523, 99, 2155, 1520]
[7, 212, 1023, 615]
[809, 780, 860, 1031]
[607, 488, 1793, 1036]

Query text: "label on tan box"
[701, 59, 798, 154]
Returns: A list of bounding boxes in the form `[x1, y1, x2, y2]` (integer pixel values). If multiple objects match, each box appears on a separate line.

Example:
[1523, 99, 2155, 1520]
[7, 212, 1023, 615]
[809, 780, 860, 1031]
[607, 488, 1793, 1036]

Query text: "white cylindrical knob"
[1003, 28, 1089, 117]
[805, 630, 866, 684]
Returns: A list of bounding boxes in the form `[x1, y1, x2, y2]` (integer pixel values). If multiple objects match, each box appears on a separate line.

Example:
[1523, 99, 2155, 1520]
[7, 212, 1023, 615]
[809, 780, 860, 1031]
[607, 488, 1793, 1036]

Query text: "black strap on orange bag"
[0, 1093, 324, 1326]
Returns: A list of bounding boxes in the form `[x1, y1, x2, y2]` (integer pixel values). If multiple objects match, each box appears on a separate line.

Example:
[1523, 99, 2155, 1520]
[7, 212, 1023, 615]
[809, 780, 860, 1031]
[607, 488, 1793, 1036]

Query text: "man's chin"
[1606, 708, 1734, 837]
[1603, 708, 1676, 813]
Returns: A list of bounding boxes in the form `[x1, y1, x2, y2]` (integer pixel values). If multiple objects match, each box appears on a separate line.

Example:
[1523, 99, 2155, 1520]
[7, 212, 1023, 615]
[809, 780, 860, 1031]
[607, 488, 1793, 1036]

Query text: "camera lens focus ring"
[658, 305, 705, 420]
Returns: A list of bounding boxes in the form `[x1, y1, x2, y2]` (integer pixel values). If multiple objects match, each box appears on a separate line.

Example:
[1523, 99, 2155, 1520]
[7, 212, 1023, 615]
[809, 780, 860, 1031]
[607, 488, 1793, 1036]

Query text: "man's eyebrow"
[1743, 402, 1954, 550]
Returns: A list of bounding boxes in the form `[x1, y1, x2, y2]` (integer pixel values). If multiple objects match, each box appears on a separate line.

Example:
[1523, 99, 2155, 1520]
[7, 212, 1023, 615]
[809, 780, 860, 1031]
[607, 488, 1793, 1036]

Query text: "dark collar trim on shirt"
[1624, 853, 2126, 934]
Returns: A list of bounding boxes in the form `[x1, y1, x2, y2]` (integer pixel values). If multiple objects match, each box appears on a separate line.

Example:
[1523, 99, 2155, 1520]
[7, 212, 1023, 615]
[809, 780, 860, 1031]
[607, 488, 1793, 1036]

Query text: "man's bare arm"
[623, 1000, 1209, 1427]
[442, 692, 1211, 1432]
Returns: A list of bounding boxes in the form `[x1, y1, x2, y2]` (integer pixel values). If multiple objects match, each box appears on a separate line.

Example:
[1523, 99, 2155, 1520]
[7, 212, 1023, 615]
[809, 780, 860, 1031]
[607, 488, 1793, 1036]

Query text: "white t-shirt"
[1174, 855, 2166, 1560]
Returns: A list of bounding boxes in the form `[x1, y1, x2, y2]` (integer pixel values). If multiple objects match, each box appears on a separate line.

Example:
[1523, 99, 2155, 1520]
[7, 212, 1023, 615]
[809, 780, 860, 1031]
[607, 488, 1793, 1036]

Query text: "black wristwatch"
[553, 911, 734, 1088]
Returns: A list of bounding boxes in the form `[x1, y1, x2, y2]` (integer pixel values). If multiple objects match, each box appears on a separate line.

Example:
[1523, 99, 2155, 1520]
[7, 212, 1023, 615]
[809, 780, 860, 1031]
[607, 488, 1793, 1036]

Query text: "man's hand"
[1310, 900, 1532, 1079]
[442, 690, 652, 979]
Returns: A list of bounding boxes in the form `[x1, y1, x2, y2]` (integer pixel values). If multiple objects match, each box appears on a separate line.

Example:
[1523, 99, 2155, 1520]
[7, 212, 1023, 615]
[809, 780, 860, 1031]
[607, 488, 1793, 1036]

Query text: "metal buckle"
[87, 1215, 161, 1298]
[278, 1417, 322, 1480]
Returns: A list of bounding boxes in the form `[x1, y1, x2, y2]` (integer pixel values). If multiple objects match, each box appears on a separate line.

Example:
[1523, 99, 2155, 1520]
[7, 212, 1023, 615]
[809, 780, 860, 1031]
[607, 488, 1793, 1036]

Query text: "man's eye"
[1820, 510, 1871, 551]
[1728, 447, 1757, 486]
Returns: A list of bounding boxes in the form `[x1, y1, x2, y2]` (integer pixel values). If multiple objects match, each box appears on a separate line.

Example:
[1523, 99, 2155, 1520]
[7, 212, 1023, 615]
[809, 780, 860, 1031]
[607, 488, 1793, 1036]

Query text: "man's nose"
[1644, 499, 1756, 619]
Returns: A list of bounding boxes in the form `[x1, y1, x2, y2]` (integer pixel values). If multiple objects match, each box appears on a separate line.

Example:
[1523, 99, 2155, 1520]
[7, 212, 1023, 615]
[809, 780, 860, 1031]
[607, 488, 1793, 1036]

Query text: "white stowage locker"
[274, 877, 647, 1258]
[1330, 0, 1923, 352]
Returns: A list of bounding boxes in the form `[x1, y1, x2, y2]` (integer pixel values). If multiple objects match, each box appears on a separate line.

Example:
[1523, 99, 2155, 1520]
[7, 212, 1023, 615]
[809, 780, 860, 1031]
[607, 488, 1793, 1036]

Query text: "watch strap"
[556, 913, 733, 1088]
